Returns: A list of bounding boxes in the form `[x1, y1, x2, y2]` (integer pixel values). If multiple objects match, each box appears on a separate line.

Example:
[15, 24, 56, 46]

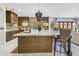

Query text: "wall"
[49, 17, 54, 31]
[0, 7, 4, 45]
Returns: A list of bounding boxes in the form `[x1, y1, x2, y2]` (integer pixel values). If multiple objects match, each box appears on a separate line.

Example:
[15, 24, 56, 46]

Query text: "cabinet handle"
[0, 27, 4, 30]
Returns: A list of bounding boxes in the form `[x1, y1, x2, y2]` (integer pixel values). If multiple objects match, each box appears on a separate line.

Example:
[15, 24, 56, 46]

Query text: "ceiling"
[2, 3, 79, 17]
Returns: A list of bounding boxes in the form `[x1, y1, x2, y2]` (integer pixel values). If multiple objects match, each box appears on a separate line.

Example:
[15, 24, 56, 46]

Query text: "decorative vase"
[38, 25, 41, 31]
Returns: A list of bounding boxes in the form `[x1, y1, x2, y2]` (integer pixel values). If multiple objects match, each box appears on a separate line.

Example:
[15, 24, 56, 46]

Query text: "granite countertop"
[14, 30, 59, 36]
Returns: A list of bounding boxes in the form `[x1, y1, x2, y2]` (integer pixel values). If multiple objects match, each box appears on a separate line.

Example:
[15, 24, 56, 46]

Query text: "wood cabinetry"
[6, 10, 18, 23]
[41, 17, 49, 30]
[18, 17, 29, 26]
[42, 17, 49, 22]
[18, 36, 53, 53]
[6, 30, 23, 42]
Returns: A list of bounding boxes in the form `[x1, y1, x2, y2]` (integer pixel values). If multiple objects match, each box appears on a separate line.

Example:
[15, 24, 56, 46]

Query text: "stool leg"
[60, 43, 62, 54]
[63, 43, 67, 56]
[54, 40, 56, 56]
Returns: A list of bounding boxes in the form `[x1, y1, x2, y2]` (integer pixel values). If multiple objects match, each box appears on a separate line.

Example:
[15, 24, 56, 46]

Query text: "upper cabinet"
[6, 10, 18, 24]
[18, 17, 29, 26]
[41, 17, 49, 30]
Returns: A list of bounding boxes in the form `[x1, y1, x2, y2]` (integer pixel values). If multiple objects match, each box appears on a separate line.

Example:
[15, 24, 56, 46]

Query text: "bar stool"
[54, 29, 71, 56]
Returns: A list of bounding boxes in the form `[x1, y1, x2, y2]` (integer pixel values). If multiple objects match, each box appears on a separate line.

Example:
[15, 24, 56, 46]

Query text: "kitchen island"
[14, 30, 72, 56]
[14, 30, 56, 53]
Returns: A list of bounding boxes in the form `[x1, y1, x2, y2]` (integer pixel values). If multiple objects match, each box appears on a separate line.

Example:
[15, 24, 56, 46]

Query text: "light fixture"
[35, 3, 43, 18]
[32, 10, 35, 12]
[72, 8, 77, 11]
[18, 9, 22, 12]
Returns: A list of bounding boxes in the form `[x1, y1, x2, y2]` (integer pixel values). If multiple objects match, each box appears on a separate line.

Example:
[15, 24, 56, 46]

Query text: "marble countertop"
[6, 28, 19, 32]
[14, 30, 79, 37]
[14, 30, 59, 36]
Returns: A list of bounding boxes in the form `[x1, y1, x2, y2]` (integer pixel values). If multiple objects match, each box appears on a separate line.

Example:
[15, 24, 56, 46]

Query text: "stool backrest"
[60, 29, 71, 43]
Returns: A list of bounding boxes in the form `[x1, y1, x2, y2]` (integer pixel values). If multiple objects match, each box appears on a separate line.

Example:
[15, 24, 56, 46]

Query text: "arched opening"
[0, 6, 5, 45]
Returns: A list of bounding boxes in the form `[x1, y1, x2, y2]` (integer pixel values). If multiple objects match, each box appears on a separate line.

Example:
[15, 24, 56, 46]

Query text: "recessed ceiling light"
[45, 10, 48, 13]
[72, 8, 77, 11]
[32, 10, 35, 12]
[18, 9, 22, 12]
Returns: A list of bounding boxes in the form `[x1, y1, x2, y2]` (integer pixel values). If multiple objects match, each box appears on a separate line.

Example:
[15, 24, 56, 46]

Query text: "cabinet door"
[42, 17, 49, 30]
[18, 17, 29, 26]
[6, 11, 11, 23]
[18, 18, 23, 26]
[6, 11, 18, 24]
[11, 13, 18, 24]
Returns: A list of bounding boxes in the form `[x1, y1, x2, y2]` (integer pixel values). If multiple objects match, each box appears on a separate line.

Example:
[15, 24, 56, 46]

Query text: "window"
[55, 21, 75, 31]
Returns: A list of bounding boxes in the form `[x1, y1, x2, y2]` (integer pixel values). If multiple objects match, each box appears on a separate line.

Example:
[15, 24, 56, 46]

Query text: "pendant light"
[35, 3, 43, 18]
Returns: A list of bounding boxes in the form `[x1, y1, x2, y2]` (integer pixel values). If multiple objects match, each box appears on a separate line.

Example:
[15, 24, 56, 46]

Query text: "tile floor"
[0, 38, 79, 56]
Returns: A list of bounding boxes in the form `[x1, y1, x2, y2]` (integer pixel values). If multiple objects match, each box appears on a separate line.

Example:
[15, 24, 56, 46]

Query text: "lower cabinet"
[6, 30, 23, 42]
[18, 36, 53, 53]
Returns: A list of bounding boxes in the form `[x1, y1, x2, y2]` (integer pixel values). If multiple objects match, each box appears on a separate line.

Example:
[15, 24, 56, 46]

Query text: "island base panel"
[18, 36, 53, 53]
